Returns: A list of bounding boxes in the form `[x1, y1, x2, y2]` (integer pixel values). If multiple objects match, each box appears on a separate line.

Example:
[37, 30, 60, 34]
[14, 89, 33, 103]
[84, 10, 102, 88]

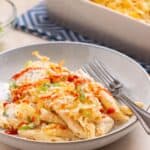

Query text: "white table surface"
[0, 0, 149, 149]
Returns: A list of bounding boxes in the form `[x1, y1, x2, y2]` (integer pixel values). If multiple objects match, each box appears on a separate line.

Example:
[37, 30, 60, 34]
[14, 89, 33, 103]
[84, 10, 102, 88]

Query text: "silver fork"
[82, 58, 150, 135]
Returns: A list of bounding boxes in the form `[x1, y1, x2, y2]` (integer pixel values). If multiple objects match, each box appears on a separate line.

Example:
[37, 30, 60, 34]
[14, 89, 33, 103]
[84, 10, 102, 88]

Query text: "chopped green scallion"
[9, 81, 17, 89]
[3, 110, 8, 117]
[38, 83, 51, 92]
[76, 86, 86, 102]
[19, 123, 35, 130]
[79, 91, 86, 102]
[51, 83, 62, 87]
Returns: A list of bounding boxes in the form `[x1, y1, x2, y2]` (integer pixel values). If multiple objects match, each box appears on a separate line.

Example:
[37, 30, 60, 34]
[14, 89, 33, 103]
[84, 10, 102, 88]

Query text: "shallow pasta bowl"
[0, 42, 149, 150]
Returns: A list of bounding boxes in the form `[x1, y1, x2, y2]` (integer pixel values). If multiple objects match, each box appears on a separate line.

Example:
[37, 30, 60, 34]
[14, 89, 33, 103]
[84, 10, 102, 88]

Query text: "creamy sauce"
[0, 82, 10, 101]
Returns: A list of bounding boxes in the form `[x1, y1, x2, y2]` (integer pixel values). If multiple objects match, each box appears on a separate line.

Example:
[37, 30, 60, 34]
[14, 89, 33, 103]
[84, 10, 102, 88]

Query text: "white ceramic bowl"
[45, 0, 150, 63]
[0, 42, 149, 150]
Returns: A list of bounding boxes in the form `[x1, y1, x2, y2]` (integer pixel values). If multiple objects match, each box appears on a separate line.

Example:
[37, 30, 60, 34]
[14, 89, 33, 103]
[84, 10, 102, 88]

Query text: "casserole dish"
[45, 0, 150, 63]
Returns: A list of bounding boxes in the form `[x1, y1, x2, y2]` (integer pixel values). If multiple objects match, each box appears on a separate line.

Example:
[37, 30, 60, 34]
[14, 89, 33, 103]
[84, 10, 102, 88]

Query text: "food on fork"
[0, 51, 143, 142]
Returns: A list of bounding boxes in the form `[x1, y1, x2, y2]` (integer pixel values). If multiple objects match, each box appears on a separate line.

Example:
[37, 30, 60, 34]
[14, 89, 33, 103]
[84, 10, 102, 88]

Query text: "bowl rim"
[0, 41, 149, 144]
[1, 0, 17, 28]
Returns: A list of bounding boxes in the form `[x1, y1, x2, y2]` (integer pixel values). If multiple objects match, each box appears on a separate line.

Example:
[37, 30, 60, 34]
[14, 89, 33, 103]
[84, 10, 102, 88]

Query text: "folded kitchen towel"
[14, 2, 150, 73]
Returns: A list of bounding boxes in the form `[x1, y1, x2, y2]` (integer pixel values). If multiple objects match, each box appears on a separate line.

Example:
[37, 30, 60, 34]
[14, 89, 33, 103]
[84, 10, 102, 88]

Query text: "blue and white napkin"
[14, 3, 150, 73]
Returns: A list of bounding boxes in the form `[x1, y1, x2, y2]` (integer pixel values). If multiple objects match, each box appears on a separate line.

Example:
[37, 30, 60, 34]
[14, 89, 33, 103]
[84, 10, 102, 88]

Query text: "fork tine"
[94, 58, 115, 82]
[94, 58, 122, 89]
[82, 64, 110, 89]
[88, 62, 110, 88]
[90, 61, 111, 83]
[82, 58, 119, 89]
[82, 65, 101, 82]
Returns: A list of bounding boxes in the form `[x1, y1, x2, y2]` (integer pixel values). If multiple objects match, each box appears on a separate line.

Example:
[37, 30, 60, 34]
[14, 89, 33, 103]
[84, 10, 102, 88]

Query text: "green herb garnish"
[3, 110, 8, 117]
[9, 81, 18, 89]
[79, 90, 86, 102]
[19, 123, 35, 130]
[51, 83, 62, 87]
[76, 86, 86, 102]
[38, 83, 51, 92]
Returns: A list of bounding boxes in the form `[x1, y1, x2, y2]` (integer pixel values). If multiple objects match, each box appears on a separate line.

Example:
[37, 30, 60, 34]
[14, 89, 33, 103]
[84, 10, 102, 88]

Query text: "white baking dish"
[45, 0, 150, 63]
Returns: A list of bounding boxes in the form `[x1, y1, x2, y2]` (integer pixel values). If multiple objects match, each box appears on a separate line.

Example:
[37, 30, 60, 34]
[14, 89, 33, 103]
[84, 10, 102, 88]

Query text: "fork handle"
[116, 94, 150, 135]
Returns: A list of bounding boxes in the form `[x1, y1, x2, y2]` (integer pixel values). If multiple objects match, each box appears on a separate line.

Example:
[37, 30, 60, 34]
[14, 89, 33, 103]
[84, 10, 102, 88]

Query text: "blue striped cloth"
[14, 3, 150, 73]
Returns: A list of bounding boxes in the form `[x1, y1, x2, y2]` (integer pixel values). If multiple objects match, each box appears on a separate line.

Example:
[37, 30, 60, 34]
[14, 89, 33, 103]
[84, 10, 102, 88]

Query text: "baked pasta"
[91, 0, 150, 23]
